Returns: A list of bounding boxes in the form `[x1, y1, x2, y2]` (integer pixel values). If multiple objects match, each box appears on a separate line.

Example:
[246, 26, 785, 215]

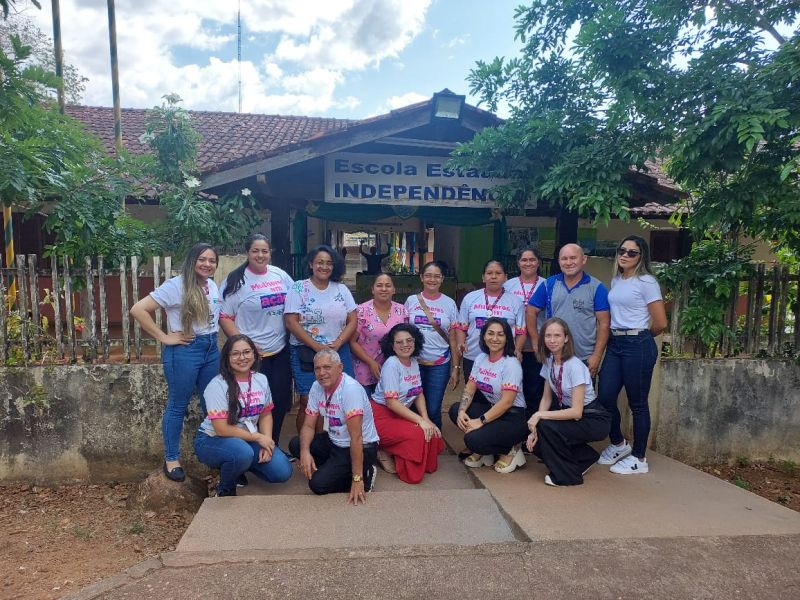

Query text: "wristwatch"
[352, 473, 363, 482]
[479, 414, 487, 424]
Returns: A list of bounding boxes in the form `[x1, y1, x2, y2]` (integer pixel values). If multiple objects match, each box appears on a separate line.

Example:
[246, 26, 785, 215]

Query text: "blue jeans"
[161, 333, 220, 462]
[420, 361, 450, 428]
[194, 432, 293, 494]
[290, 343, 355, 395]
[597, 332, 658, 459]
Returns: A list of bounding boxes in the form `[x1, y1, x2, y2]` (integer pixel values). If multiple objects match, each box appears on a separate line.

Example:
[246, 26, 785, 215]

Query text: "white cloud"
[447, 34, 469, 48]
[25, 0, 432, 115]
[385, 92, 429, 110]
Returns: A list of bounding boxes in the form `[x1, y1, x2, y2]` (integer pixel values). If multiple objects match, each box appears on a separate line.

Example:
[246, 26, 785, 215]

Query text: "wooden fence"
[668, 264, 800, 357]
[0, 254, 176, 364]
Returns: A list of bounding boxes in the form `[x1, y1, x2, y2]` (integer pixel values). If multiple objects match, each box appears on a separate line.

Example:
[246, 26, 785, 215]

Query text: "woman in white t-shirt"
[449, 318, 529, 474]
[284, 245, 357, 433]
[194, 334, 292, 496]
[130, 243, 222, 483]
[597, 236, 667, 475]
[404, 261, 460, 429]
[219, 234, 294, 447]
[526, 318, 611, 486]
[455, 260, 526, 405]
[507, 246, 546, 418]
[370, 323, 444, 483]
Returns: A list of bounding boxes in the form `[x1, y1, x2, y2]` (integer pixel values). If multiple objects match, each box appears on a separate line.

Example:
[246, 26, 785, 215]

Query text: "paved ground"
[64, 391, 800, 599]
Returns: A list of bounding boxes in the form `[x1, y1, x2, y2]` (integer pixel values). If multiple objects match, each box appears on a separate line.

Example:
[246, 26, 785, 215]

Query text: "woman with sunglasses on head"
[130, 243, 221, 483]
[404, 261, 460, 429]
[454, 260, 526, 403]
[449, 318, 529, 474]
[597, 236, 667, 475]
[526, 318, 610, 486]
[350, 273, 408, 397]
[370, 323, 444, 483]
[505, 246, 547, 418]
[219, 234, 294, 447]
[285, 245, 357, 434]
[194, 334, 293, 497]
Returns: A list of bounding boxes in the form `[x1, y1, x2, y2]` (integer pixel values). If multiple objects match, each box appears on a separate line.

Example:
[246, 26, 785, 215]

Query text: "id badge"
[244, 420, 257, 433]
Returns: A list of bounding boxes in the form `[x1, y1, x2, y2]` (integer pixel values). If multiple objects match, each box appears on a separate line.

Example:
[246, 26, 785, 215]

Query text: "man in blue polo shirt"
[525, 243, 610, 376]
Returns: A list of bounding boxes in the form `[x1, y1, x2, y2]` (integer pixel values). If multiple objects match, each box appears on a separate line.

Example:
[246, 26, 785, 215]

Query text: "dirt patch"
[0, 482, 191, 600]
[698, 459, 800, 512]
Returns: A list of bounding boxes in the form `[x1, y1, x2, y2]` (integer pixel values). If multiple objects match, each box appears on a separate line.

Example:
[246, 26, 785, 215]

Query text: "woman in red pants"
[370, 323, 444, 484]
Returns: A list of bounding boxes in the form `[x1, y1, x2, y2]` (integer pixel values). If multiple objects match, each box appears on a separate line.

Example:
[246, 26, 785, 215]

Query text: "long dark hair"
[223, 234, 270, 299]
[220, 334, 262, 425]
[478, 317, 516, 356]
[380, 323, 424, 359]
[305, 245, 345, 282]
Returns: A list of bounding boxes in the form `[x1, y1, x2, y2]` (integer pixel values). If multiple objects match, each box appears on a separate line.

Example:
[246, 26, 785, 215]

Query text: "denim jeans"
[194, 432, 293, 494]
[420, 361, 451, 428]
[597, 332, 658, 458]
[161, 333, 220, 462]
[290, 343, 355, 395]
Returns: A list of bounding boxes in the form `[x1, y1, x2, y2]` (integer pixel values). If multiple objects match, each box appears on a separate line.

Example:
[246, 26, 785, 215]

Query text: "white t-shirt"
[608, 274, 663, 330]
[468, 353, 526, 408]
[219, 266, 294, 354]
[306, 373, 380, 448]
[150, 275, 221, 335]
[505, 276, 545, 350]
[404, 293, 458, 365]
[540, 356, 596, 407]
[457, 288, 526, 361]
[284, 279, 357, 346]
[371, 356, 423, 408]
[198, 372, 273, 437]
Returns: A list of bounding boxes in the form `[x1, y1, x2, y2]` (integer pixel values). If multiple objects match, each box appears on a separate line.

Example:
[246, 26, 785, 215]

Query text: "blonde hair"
[180, 243, 217, 334]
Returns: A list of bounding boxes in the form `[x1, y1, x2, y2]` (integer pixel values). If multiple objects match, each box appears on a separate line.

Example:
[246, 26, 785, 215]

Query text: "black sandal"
[163, 462, 186, 482]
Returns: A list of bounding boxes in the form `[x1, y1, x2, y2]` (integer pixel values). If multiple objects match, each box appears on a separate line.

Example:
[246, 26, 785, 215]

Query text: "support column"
[554, 202, 579, 274]
[270, 199, 291, 272]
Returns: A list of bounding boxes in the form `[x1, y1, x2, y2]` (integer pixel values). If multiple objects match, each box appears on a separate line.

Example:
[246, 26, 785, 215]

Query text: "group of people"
[130, 232, 666, 500]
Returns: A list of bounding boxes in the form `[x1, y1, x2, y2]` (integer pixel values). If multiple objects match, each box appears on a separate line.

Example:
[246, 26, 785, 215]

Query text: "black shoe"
[217, 487, 237, 497]
[163, 462, 186, 482]
[236, 473, 249, 487]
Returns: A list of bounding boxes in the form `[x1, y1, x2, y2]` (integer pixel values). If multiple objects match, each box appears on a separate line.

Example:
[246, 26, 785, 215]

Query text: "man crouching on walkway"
[289, 348, 379, 504]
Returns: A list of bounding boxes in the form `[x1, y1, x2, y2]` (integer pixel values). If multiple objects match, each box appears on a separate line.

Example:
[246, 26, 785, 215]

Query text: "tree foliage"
[452, 1, 800, 251]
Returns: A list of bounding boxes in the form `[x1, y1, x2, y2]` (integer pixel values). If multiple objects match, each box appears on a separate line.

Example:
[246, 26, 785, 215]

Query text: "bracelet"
[452, 365, 461, 370]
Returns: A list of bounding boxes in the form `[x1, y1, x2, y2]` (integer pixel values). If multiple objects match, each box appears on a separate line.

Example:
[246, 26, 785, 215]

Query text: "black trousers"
[521, 351, 545, 419]
[289, 433, 378, 495]
[260, 345, 292, 446]
[447, 401, 529, 456]
[532, 410, 611, 485]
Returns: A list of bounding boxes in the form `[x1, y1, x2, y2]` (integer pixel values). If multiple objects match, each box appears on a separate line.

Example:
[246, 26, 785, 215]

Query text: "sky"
[18, 0, 523, 119]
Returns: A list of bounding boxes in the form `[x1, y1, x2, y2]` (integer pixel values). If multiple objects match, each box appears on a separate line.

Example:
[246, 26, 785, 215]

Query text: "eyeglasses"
[393, 337, 415, 346]
[616, 248, 641, 258]
[230, 349, 254, 359]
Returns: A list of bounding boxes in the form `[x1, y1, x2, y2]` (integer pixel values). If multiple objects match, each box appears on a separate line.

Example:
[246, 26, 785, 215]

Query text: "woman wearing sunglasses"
[597, 236, 667, 475]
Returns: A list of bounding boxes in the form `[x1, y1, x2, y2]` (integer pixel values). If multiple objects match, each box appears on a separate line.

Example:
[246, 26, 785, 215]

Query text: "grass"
[782, 460, 797, 475]
[736, 456, 750, 468]
[72, 525, 95, 540]
[732, 475, 751, 491]
[123, 520, 145, 535]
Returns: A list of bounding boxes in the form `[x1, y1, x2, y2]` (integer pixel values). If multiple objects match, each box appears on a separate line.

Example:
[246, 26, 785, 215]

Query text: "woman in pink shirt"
[350, 273, 409, 397]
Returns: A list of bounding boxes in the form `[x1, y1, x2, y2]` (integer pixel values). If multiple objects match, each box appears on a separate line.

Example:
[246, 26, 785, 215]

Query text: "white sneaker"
[598, 441, 632, 465]
[464, 453, 494, 468]
[610, 455, 649, 474]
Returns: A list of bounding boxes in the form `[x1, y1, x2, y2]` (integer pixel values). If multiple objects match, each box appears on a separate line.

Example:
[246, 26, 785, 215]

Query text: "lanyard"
[324, 374, 343, 411]
[550, 361, 564, 408]
[483, 288, 505, 316]
[518, 276, 538, 304]
[239, 372, 254, 416]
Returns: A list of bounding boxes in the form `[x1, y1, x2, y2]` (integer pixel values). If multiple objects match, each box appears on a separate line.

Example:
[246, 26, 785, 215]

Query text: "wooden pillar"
[553, 202, 579, 274]
[270, 199, 291, 272]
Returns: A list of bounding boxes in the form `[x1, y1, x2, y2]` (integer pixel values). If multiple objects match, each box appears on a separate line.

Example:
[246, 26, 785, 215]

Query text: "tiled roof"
[64, 105, 354, 172]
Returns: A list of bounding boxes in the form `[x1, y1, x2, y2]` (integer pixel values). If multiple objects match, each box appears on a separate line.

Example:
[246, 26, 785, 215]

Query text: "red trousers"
[370, 401, 444, 484]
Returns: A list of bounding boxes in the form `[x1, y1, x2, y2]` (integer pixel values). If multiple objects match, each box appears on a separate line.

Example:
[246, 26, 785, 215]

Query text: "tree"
[0, 12, 87, 103]
[452, 1, 800, 251]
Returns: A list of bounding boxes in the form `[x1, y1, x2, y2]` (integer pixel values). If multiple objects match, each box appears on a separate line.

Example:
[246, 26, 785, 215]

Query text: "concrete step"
[177, 489, 519, 552]
[237, 454, 474, 496]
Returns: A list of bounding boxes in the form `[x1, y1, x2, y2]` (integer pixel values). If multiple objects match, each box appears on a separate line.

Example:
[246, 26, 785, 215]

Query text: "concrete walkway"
[65, 393, 800, 599]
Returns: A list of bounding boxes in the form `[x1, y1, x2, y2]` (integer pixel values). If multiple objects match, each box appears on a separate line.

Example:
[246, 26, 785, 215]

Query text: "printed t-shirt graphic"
[404, 293, 458, 365]
[199, 372, 273, 436]
[285, 280, 357, 345]
[468, 353, 526, 408]
[306, 374, 380, 448]
[371, 356, 424, 407]
[150, 275, 221, 335]
[456, 289, 525, 361]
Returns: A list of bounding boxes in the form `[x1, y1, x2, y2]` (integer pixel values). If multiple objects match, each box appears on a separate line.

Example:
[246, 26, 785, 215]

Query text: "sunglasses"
[616, 248, 641, 258]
